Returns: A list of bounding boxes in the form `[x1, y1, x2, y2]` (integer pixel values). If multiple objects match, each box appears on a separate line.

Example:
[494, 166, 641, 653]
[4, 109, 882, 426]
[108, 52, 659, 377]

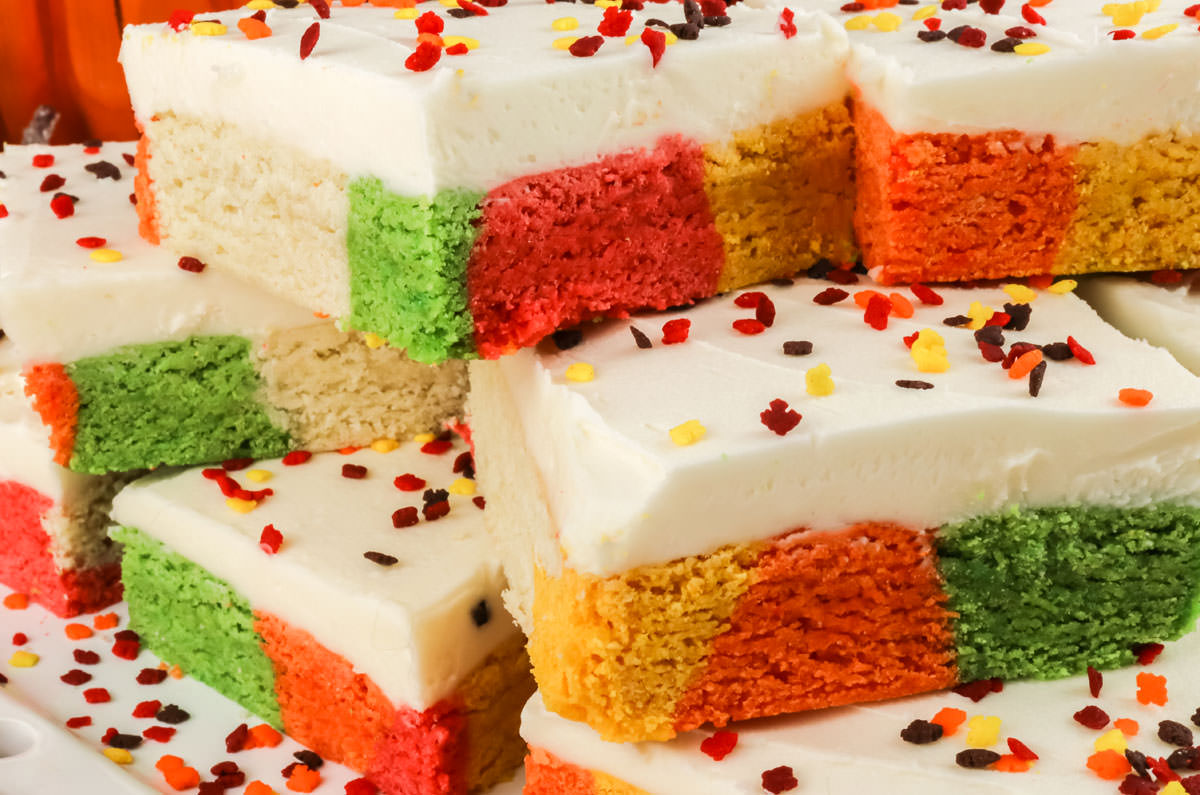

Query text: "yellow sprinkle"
[1094, 728, 1128, 754]
[363, 332, 386, 349]
[966, 301, 994, 331]
[565, 362, 595, 383]
[246, 0, 276, 8]
[245, 469, 273, 483]
[552, 16, 579, 31]
[552, 36, 579, 50]
[663, 30, 678, 45]
[1002, 283, 1038, 304]
[438, 0, 458, 6]
[442, 35, 479, 50]
[449, 477, 476, 496]
[371, 438, 400, 453]
[911, 328, 950, 374]
[844, 14, 872, 31]
[226, 497, 258, 514]
[625, 33, 639, 44]
[1163, 783, 1187, 795]
[1047, 279, 1078, 294]
[103, 748, 134, 765]
[872, 12, 902, 32]
[89, 248, 123, 263]
[1013, 42, 1050, 56]
[965, 715, 1002, 748]
[1142, 23, 1178, 39]
[9, 651, 38, 667]
[595, 0, 621, 7]
[669, 420, 706, 447]
[912, 5, 937, 21]
[805, 363, 835, 397]
[394, 7, 419, 18]
[413, 432, 436, 444]
[190, 20, 228, 36]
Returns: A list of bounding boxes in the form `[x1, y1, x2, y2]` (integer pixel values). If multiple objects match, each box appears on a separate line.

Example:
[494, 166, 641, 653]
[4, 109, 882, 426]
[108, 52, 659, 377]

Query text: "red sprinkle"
[282, 450, 312, 466]
[1007, 737, 1039, 761]
[143, 726, 176, 743]
[74, 649, 101, 665]
[177, 256, 205, 273]
[423, 500, 451, 521]
[699, 730, 739, 761]
[420, 439, 453, 455]
[864, 294, 891, 330]
[778, 7, 797, 38]
[953, 678, 1003, 702]
[416, 11, 444, 33]
[458, 0, 488, 14]
[1005, 25, 1037, 38]
[813, 287, 849, 305]
[446, 42, 469, 55]
[222, 458, 254, 471]
[133, 700, 162, 718]
[1135, 642, 1165, 665]
[84, 688, 112, 704]
[310, 0, 331, 18]
[985, 311, 1011, 327]
[640, 27, 666, 67]
[569, 35, 604, 57]
[259, 525, 283, 555]
[761, 766, 798, 794]
[734, 292, 765, 309]
[61, 669, 93, 686]
[1066, 336, 1095, 365]
[76, 236, 106, 249]
[732, 319, 766, 336]
[1088, 666, 1103, 697]
[11, 632, 27, 645]
[1021, 3, 1046, 24]
[472, 496, 486, 510]
[910, 283, 944, 306]
[167, 9, 195, 31]
[760, 399, 802, 437]
[345, 779, 379, 795]
[50, 194, 76, 219]
[32, 153, 55, 168]
[0, 204, 7, 219]
[1151, 269, 1184, 285]
[392, 507, 420, 528]
[394, 474, 426, 491]
[300, 22, 320, 60]
[137, 668, 168, 685]
[1186, 4, 1200, 17]
[112, 639, 140, 661]
[1074, 705, 1110, 730]
[66, 716, 92, 729]
[597, 6, 632, 36]
[40, 174, 66, 192]
[661, 319, 691, 345]
[341, 464, 368, 479]
[1108, 28, 1136, 39]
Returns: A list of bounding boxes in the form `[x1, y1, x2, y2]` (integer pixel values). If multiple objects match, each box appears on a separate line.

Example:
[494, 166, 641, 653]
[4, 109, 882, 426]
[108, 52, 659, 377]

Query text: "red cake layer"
[0, 480, 122, 617]
[855, 100, 1078, 285]
[22, 363, 78, 467]
[467, 135, 726, 358]
[671, 522, 957, 734]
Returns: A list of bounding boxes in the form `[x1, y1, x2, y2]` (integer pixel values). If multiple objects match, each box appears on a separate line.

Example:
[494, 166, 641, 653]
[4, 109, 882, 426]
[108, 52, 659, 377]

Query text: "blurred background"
[0, 0, 242, 144]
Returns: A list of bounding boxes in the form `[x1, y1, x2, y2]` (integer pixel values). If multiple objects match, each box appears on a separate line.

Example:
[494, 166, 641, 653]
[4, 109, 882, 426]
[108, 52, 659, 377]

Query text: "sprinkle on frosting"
[669, 419, 706, 446]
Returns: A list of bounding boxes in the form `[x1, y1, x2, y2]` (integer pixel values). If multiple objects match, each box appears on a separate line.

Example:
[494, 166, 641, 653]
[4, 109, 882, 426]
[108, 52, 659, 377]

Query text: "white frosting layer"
[494, 278, 1200, 576]
[827, 1, 1200, 142]
[1077, 274, 1200, 376]
[0, 145, 317, 364]
[121, 1, 849, 195]
[0, 370, 77, 503]
[110, 440, 516, 710]
[522, 620, 1200, 794]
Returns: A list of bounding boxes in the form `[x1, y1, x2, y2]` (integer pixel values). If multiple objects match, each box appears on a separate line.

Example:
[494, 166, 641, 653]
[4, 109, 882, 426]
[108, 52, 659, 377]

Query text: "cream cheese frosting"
[120, 1, 849, 196]
[0, 144, 316, 364]
[1077, 274, 1200, 376]
[491, 277, 1200, 577]
[110, 440, 516, 710]
[521, 620, 1200, 794]
[824, 1, 1200, 143]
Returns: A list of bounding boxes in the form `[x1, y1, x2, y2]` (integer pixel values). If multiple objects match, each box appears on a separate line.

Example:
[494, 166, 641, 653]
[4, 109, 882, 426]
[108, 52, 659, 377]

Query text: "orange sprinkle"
[93, 612, 119, 630]
[417, 32, 443, 46]
[168, 665, 184, 679]
[3, 593, 29, 610]
[162, 764, 200, 791]
[1009, 349, 1043, 380]
[1113, 718, 1140, 737]
[931, 706, 968, 737]
[64, 623, 94, 640]
[1119, 388, 1153, 407]
[237, 17, 272, 40]
[1027, 274, 1054, 289]
[368, 0, 404, 6]
[312, 311, 330, 319]
[245, 783, 278, 795]
[1136, 672, 1167, 706]
[888, 292, 914, 319]
[154, 755, 184, 773]
[338, 446, 360, 455]
[1086, 749, 1131, 780]
[341, 0, 366, 4]
[993, 754, 1032, 773]
[854, 289, 885, 309]
[286, 765, 321, 793]
[246, 724, 283, 749]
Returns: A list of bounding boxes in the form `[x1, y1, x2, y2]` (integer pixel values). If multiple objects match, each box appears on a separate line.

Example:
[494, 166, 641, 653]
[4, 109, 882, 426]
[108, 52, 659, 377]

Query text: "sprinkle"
[342, 464, 368, 479]
[282, 450, 312, 466]
[156, 705, 189, 724]
[1142, 23, 1178, 39]
[1075, 705, 1111, 730]
[1119, 388, 1153, 407]
[1088, 666, 1103, 697]
[394, 474, 426, 491]
[630, 326, 653, 349]
[932, 707, 968, 737]
[1115, 717, 1140, 736]
[132, 699, 161, 718]
[662, 318, 691, 344]
[422, 500, 450, 521]
[259, 525, 283, 555]
[1048, 279, 1077, 294]
[74, 650, 100, 665]
[103, 748, 134, 765]
[782, 340, 813, 356]
[956, 749, 1001, 769]
[761, 766, 798, 793]
[65, 716, 92, 729]
[392, 507, 419, 528]
[90, 248, 123, 263]
[113, 631, 140, 660]
[911, 283, 944, 305]
[910, 329, 949, 373]
[569, 35, 604, 56]
[363, 333, 386, 349]
[32, 153, 54, 168]
[1007, 737, 1038, 761]
[190, 20, 227, 36]
[142, 726, 175, 744]
[395, 8, 420, 19]
[1159, 720, 1194, 747]
[10, 632, 26, 645]
[669, 419, 707, 446]
[1002, 284, 1037, 304]
[1066, 336, 1095, 365]
[443, 35, 478, 51]
[50, 194, 75, 218]
[9, 650, 38, 667]
[310, 0, 331, 18]
[93, 612, 119, 630]
[565, 362, 595, 383]
[552, 16, 578, 29]
[40, 174, 66, 192]
[3, 593, 28, 609]
[245, 782, 277, 795]
[246, 724, 282, 749]
[364, 551, 398, 567]
[1137, 672, 1167, 706]
[300, 22, 320, 59]
[1013, 41, 1050, 54]
[470, 599, 491, 627]
[779, 7, 797, 38]
[874, 11, 902, 31]
[598, 6, 633, 36]
[845, 14, 872, 30]
[900, 719, 944, 744]
[888, 292, 914, 319]
[286, 764, 322, 793]
[700, 729, 739, 760]
[244, 469, 273, 484]
[896, 379, 934, 390]
[805, 363, 835, 396]
[1135, 641, 1165, 665]
[641, 27, 667, 66]
[965, 715, 1002, 748]
[237, 17, 273, 39]
[1095, 728, 1127, 754]
[137, 668, 168, 685]
[177, 256, 205, 273]
[732, 319, 766, 335]
[760, 399, 801, 436]
[953, 678, 1003, 702]
[1008, 349, 1043, 380]
[553, 35, 579, 50]
[864, 294, 892, 330]
[449, 477, 476, 496]
[966, 301, 994, 330]
[813, 287, 850, 305]
[226, 497, 259, 514]
[84, 687, 112, 703]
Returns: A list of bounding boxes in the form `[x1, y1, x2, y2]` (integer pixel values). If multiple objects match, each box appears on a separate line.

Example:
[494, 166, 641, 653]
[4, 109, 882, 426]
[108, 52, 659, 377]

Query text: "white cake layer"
[110, 440, 516, 710]
[522, 621, 1200, 794]
[120, 1, 849, 196]
[493, 278, 1200, 576]
[825, 0, 1200, 142]
[1077, 275, 1200, 376]
[0, 144, 316, 364]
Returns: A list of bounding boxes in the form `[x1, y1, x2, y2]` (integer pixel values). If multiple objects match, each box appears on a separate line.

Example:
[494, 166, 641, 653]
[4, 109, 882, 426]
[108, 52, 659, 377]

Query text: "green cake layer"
[938, 503, 1200, 682]
[68, 336, 292, 473]
[113, 526, 282, 726]
[346, 177, 483, 364]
